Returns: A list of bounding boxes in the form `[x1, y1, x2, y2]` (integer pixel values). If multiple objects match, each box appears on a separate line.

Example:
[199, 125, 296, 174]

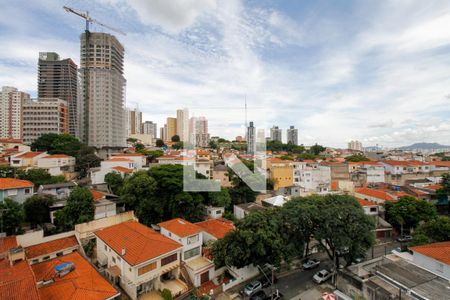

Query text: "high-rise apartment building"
[127, 107, 142, 136]
[246, 121, 256, 154]
[38, 52, 78, 137]
[142, 121, 157, 138]
[79, 32, 126, 148]
[348, 140, 363, 151]
[22, 98, 68, 145]
[0, 86, 30, 139]
[160, 127, 165, 142]
[190, 116, 210, 147]
[287, 125, 298, 145]
[166, 117, 177, 141]
[176, 108, 189, 141]
[270, 126, 282, 142]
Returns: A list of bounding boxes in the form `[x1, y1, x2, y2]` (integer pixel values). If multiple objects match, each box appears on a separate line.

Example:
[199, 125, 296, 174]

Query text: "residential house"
[95, 221, 185, 299]
[196, 219, 235, 243]
[10, 151, 47, 168]
[90, 157, 137, 185]
[111, 153, 146, 169]
[0, 178, 34, 203]
[410, 241, 450, 280]
[212, 164, 232, 187]
[293, 161, 331, 194]
[25, 235, 79, 265]
[267, 158, 293, 190]
[381, 160, 432, 185]
[36, 153, 75, 176]
[233, 202, 265, 220]
[37, 182, 77, 199]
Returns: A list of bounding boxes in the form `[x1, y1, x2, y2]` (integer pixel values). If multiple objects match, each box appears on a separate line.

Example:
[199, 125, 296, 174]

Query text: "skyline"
[1, 0, 450, 147]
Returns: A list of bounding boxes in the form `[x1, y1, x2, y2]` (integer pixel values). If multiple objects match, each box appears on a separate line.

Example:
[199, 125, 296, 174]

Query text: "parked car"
[270, 290, 284, 300]
[260, 275, 278, 288]
[250, 290, 267, 300]
[313, 269, 332, 284]
[241, 281, 263, 296]
[302, 258, 320, 270]
[396, 235, 413, 243]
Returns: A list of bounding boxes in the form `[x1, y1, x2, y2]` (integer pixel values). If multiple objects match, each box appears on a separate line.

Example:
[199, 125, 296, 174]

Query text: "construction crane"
[63, 5, 125, 145]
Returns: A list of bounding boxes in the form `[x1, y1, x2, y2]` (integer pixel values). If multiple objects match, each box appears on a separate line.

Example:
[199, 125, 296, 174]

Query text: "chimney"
[121, 248, 126, 256]
[8, 247, 25, 266]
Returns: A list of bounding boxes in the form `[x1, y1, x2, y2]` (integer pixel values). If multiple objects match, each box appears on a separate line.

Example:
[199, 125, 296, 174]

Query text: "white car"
[302, 258, 320, 270]
[313, 269, 332, 284]
[241, 281, 262, 296]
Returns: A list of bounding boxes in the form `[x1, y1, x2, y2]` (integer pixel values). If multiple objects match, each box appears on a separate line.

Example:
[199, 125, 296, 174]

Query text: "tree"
[127, 137, 138, 144]
[167, 192, 205, 222]
[105, 172, 124, 195]
[385, 196, 437, 234]
[0, 198, 24, 235]
[23, 194, 55, 228]
[120, 171, 157, 212]
[156, 139, 165, 147]
[55, 187, 95, 230]
[75, 145, 101, 178]
[134, 143, 145, 152]
[171, 135, 180, 142]
[212, 209, 286, 268]
[0, 166, 18, 178]
[310, 144, 326, 155]
[18, 169, 65, 187]
[313, 195, 375, 266]
[227, 160, 259, 204]
[209, 141, 218, 149]
[31, 133, 60, 152]
[208, 188, 232, 208]
[411, 216, 450, 246]
[49, 134, 82, 156]
[345, 154, 370, 162]
[172, 141, 184, 150]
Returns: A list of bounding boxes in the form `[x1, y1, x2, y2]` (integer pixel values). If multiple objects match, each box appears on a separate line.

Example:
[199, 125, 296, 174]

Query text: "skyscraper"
[270, 126, 282, 142]
[127, 107, 142, 136]
[142, 121, 157, 138]
[348, 140, 363, 151]
[166, 117, 177, 141]
[190, 116, 210, 147]
[38, 52, 78, 137]
[287, 125, 298, 145]
[176, 108, 189, 141]
[246, 121, 256, 154]
[79, 32, 126, 148]
[0, 86, 30, 139]
[22, 98, 68, 145]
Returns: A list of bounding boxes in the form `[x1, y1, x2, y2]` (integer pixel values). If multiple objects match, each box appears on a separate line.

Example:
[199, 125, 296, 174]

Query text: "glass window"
[184, 247, 200, 260]
[187, 235, 199, 245]
[161, 253, 178, 266]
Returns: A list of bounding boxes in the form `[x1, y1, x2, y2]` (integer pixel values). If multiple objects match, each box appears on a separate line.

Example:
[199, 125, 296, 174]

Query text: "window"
[56, 252, 63, 257]
[138, 262, 156, 276]
[187, 235, 199, 245]
[161, 253, 177, 266]
[31, 259, 39, 264]
[184, 247, 200, 260]
[24, 188, 31, 194]
[112, 256, 116, 263]
[7, 189, 17, 196]
[43, 256, 50, 261]
[104, 245, 107, 251]
[117, 256, 121, 262]
[370, 207, 377, 212]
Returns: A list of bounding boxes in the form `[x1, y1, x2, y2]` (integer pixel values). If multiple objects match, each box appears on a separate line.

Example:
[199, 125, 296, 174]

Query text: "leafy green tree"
[313, 194, 375, 266]
[75, 145, 101, 178]
[23, 194, 55, 228]
[0, 166, 18, 178]
[171, 135, 180, 142]
[31, 133, 60, 152]
[411, 216, 450, 246]
[121, 171, 157, 212]
[227, 160, 259, 204]
[172, 141, 184, 149]
[297, 152, 318, 161]
[105, 172, 124, 195]
[0, 198, 24, 235]
[212, 209, 286, 268]
[156, 139, 165, 147]
[385, 196, 437, 234]
[167, 192, 205, 222]
[127, 137, 138, 144]
[345, 154, 370, 162]
[310, 143, 326, 155]
[134, 143, 145, 152]
[49, 134, 82, 156]
[55, 187, 95, 230]
[209, 141, 218, 149]
[18, 169, 65, 187]
[208, 188, 232, 208]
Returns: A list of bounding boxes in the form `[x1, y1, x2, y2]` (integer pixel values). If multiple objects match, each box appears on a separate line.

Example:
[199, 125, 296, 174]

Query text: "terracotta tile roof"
[410, 241, 450, 265]
[32, 251, 119, 300]
[0, 178, 33, 190]
[356, 198, 377, 207]
[159, 218, 203, 238]
[14, 152, 44, 159]
[410, 188, 430, 196]
[111, 153, 144, 157]
[382, 160, 429, 166]
[25, 236, 78, 260]
[0, 236, 17, 254]
[196, 219, 235, 239]
[90, 190, 106, 202]
[0, 259, 40, 300]
[330, 181, 338, 191]
[422, 184, 443, 191]
[111, 166, 133, 173]
[42, 154, 71, 159]
[95, 221, 181, 266]
[0, 138, 23, 143]
[392, 191, 411, 197]
[354, 187, 395, 202]
[432, 161, 450, 167]
[105, 158, 132, 162]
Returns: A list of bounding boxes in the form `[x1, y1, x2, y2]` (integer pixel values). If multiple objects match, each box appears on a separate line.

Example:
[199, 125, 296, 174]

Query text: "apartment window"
[138, 262, 156, 276]
[187, 234, 199, 245]
[161, 253, 177, 266]
[112, 256, 116, 263]
[184, 247, 200, 260]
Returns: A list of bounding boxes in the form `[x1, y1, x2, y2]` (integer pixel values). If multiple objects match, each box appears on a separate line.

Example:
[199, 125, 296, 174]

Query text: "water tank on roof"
[54, 262, 75, 277]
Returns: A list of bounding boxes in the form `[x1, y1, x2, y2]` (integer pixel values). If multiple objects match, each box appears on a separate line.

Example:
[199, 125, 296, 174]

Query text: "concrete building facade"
[287, 125, 298, 145]
[142, 121, 157, 138]
[0, 86, 30, 139]
[270, 126, 282, 142]
[246, 121, 256, 155]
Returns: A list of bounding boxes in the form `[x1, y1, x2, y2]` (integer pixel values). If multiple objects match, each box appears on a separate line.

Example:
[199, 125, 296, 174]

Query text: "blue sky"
[1, 0, 450, 147]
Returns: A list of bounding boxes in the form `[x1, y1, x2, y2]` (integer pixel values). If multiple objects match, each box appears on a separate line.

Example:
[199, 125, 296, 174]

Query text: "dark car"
[396, 235, 413, 243]
[250, 290, 267, 300]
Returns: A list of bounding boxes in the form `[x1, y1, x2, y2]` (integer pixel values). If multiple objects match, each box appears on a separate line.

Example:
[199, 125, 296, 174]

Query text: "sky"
[1, 0, 450, 148]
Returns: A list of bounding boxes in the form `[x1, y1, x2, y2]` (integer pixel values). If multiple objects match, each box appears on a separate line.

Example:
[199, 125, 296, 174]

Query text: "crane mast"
[63, 5, 125, 145]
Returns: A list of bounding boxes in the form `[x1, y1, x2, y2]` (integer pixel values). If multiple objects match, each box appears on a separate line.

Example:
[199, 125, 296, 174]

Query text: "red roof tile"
[354, 187, 395, 202]
[111, 166, 133, 173]
[32, 251, 119, 300]
[410, 241, 450, 265]
[14, 152, 44, 159]
[356, 198, 377, 207]
[25, 236, 78, 260]
[0, 259, 40, 300]
[196, 219, 235, 239]
[382, 160, 429, 166]
[159, 218, 203, 238]
[95, 221, 181, 266]
[42, 154, 71, 159]
[0, 236, 17, 255]
[105, 158, 132, 162]
[90, 190, 106, 202]
[0, 178, 33, 190]
[111, 153, 144, 157]
[0, 138, 23, 143]
[432, 161, 450, 167]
